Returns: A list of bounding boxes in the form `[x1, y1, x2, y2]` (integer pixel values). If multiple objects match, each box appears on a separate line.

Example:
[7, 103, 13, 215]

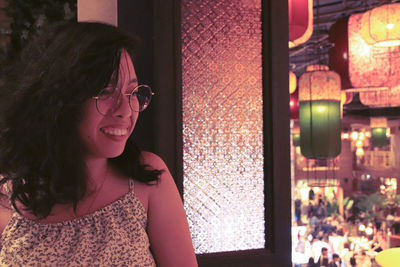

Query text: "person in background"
[0, 22, 198, 266]
[349, 256, 356, 267]
[328, 253, 341, 267]
[307, 257, 316, 267]
[316, 247, 330, 267]
[355, 251, 371, 267]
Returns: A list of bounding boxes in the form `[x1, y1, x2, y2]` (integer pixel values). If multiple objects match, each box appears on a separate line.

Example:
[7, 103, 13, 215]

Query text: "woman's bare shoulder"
[133, 151, 170, 212]
[0, 187, 13, 236]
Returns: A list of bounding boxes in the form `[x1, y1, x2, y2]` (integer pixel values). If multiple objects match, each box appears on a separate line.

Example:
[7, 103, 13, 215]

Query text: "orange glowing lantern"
[299, 65, 342, 159]
[341, 91, 353, 105]
[289, 0, 313, 48]
[359, 86, 400, 107]
[340, 91, 353, 118]
[361, 3, 400, 47]
[289, 71, 297, 94]
[348, 13, 400, 89]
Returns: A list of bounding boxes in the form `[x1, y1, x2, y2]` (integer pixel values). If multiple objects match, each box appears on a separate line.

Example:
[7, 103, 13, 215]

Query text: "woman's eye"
[97, 87, 116, 99]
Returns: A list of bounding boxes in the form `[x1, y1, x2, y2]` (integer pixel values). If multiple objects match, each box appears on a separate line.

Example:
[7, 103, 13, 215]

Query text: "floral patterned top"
[0, 180, 156, 266]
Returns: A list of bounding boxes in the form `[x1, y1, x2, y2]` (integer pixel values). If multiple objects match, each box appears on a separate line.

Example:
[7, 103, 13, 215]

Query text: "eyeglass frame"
[91, 84, 154, 116]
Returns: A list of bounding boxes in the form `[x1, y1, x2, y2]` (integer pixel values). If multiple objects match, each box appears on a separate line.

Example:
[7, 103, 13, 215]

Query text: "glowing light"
[342, 133, 349, 139]
[356, 148, 364, 156]
[356, 140, 363, 147]
[365, 227, 374, 235]
[387, 23, 395, 30]
[289, 71, 297, 94]
[351, 132, 359, 140]
[359, 224, 366, 231]
[316, 106, 326, 113]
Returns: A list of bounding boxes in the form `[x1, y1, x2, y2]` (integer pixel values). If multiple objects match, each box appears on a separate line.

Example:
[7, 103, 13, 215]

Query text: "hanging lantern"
[359, 85, 400, 107]
[290, 89, 299, 120]
[299, 65, 342, 159]
[370, 117, 389, 148]
[361, 3, 400, 47]
[292, 127, 300, 147]
[289, 71, 297, 94]
[348, 13, 400, 89]
[343, 91, 353, 105]
[288, 0, 313, 48]
[329, 17, 353, 89]
[340, 91, 353, 118]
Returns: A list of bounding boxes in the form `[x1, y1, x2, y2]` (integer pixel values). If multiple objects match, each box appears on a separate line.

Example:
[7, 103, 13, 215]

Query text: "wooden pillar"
[77, 0, 118, 26]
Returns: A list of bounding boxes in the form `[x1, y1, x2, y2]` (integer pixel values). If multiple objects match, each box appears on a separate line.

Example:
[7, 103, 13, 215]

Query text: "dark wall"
[118, 0, 156, 154]
[118, 0, 181, 190]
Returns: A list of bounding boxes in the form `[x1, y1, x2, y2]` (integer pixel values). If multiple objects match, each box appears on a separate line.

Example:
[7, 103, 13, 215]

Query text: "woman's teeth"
[101, 128, 128, 136]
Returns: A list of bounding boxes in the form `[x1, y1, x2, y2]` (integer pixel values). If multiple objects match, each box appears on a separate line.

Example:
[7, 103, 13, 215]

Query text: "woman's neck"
[84, 157, 109, 189]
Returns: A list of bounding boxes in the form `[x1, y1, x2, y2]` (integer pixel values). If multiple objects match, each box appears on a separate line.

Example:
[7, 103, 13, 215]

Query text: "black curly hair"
[0, 22, 161, 219]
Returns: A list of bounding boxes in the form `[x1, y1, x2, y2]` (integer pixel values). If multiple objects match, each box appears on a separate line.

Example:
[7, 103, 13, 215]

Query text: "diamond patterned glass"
[181, 0, 264, 253]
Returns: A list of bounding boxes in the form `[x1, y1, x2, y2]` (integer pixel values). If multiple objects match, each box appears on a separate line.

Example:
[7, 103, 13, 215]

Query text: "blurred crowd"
[292, 197, 394, 267]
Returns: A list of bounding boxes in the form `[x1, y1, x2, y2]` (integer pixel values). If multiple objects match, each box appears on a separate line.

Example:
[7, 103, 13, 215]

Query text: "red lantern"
[289, 0, 313, 48]
[290, 89, 299, 120]
[329, 17, 352, 89]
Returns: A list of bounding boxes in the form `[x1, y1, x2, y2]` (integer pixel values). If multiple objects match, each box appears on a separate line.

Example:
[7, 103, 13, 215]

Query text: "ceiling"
[289, 0, 400, 121]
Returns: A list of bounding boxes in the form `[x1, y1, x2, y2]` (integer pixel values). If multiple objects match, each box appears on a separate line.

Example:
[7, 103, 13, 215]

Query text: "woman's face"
[79, 50, 139, 160]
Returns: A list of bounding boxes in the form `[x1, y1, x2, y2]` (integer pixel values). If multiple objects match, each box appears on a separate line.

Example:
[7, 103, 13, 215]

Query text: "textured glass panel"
[181, 0, 264, 253]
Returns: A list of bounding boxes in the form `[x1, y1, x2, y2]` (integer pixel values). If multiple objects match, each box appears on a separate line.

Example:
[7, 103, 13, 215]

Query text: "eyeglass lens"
[95, 85, 152, 115]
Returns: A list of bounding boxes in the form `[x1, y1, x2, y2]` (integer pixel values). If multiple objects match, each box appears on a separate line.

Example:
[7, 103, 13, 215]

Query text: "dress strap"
[1, 182, 14, 210]
[2, 182, 11, 197]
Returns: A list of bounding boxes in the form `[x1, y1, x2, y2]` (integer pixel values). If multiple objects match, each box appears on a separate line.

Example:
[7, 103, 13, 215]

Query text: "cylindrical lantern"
[359, 85, 400, 107]
[329, 17, 352, 89]
[343, 92, 353, 105]
[340, 91, 353, 118]
[292, 127, 300, 147]
[361, 3, 400, 47]
[289, 71, 297, 94]
[349, 13, 400, 89]
[370, 117, 389, 147]
[299, 65, 342, 159]
[289, 0, 313, 48]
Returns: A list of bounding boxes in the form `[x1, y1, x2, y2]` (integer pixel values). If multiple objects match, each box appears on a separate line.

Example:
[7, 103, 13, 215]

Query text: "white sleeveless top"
[0, 180, 156, 266]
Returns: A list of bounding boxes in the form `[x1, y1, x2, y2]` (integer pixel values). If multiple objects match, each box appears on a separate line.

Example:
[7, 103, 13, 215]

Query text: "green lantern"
[292, 133, 300, 147]
[370, 117, 389, 148]
[298, 65, 342, 159]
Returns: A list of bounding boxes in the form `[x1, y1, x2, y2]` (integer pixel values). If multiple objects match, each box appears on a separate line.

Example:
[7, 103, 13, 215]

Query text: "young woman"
[0, 22, 197, 266]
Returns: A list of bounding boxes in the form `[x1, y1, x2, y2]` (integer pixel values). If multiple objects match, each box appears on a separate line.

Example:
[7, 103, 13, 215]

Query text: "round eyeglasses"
[92, 84, 153, 116]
